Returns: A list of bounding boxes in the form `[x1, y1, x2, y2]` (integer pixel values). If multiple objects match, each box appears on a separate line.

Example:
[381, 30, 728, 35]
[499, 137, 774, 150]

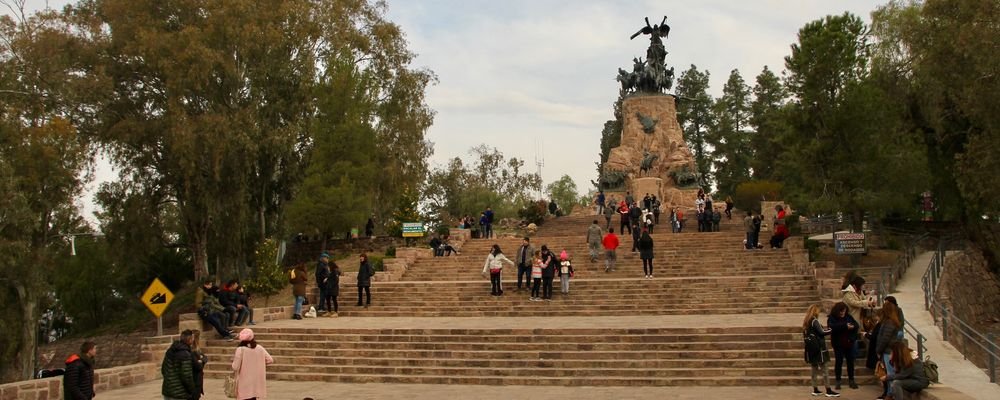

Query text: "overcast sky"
[14, 0, 884, 221]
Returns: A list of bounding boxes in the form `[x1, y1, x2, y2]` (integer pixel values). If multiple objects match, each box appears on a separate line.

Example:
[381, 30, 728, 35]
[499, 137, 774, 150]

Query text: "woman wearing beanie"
[231, 328, 273, 400]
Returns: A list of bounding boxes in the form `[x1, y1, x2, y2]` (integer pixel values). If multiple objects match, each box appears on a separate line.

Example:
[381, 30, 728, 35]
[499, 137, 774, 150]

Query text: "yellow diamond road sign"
[141, 278, 174, 318]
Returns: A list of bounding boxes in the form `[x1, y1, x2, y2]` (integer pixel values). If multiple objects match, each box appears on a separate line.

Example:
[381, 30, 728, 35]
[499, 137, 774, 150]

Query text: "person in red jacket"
[602, 228, 620, 273]
[770, 204, 790, 249]
[63, 341, 96, 400]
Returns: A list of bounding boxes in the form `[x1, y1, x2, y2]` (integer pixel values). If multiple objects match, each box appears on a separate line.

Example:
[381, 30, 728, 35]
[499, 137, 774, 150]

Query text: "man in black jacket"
[63, 341, 96, 400]
[161, 330, 196, 400]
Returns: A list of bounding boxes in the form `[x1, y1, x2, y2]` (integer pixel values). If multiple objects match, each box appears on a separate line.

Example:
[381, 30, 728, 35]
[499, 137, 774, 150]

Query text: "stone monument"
[599, 16, 700, 210]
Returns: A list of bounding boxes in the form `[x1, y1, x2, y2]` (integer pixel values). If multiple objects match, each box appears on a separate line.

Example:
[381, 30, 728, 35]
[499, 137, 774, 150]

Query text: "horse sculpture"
[640, 152, 659, 177]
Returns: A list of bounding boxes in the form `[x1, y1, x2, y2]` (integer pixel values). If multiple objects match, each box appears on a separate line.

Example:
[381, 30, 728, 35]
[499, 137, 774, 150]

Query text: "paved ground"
[99, 378, 888, 400]
[93, 251, 990, 400]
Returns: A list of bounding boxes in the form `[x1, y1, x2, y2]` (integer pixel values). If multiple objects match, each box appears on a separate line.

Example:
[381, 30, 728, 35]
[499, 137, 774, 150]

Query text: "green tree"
[597, 93, 624, 183]
[709, 69, 753, 196]
[781, 13, 928, 229]
[872, 0, 1000, 270]
[545, 175, 580, 215]
[749, 66, 788, 180]
[675, 65, 714, 187]
[0, 4, 97, 380]
[423, 146, 541, 224]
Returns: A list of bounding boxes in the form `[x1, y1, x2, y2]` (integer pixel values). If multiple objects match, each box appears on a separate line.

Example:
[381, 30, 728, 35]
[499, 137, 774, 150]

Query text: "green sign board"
[402, 222, 424, 237]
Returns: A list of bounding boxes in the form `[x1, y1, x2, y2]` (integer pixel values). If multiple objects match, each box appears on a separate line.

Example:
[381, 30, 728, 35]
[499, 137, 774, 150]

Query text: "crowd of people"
[802, 272, 929, 399]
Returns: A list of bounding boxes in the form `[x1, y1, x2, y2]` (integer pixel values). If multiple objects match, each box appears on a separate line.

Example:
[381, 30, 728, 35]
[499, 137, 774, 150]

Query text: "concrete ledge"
[0, 362, 158, 400]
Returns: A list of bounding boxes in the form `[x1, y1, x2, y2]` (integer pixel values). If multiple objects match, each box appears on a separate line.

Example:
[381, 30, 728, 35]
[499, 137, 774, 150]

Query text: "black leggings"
[324, 294, 339, 313]
[542, 277, 553, 299]
[357, 286, 371, 305]
[531, 278, 541, 297]
[642, 258, 653, 275]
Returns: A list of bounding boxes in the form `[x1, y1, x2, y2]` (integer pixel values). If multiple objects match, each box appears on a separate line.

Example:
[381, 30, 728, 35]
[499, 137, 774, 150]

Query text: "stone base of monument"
[661, 187, 701, 212]
[631, 177, 663, 204]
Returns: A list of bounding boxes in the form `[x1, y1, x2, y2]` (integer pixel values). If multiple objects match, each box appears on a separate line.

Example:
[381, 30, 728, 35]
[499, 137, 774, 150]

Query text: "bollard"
[989, 333, 997, 383]
[942, 307, 949, 341]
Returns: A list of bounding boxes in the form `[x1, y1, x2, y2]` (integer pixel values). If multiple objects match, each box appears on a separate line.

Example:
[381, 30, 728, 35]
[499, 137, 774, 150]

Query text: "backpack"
[924, 357, 939, 384]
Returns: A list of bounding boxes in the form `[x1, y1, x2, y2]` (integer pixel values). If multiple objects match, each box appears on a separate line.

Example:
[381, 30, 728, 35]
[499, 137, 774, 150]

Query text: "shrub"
[435, 225, 450, 236]
[805, 239, 822, 262]
[785, 213, 802, 235]
[518, 200, 548, 225]
[385, 246, 396, 257]
[368, 255, 386, 272]
[245, 238, 286, 298]
[734, 180, 784, 213]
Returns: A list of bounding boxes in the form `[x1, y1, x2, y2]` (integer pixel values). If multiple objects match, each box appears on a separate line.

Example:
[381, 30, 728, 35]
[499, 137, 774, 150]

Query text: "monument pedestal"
[631, 177, 664, 204]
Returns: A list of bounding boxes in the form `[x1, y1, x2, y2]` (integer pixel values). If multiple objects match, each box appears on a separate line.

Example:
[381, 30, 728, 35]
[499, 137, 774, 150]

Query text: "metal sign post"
[141, 278, 175, 336]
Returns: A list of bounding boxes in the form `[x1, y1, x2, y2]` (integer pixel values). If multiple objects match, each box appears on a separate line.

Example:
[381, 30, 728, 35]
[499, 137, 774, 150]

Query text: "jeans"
[642, 258, 653, 276]
[357, 286, 371, 305]
[234, 306, 250, 325]
[485, 223, 493, 238]
[560, 275, 570, 294]
[201, 312, 229, 338]
[588, 242, 601, 261]
[223, 306, 237, 326]
[531, 278, 541, 298]
[883, 352, 895, 394]
[542, 276, 553, 299]
[596, 204, 604, 215]
[605, 250, 617, 271]
[293, 295, 305, 316]
[490, 272, 503, 295]
[517, 265, 530, 289]
[323, 294, 338, 313]
[605, 216, 612, 230]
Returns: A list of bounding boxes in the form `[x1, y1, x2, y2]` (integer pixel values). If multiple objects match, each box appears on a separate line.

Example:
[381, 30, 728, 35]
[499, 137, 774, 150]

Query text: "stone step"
[207, 355, 807, 369]
[328, 307, 812, 317]
[203, 347, 803, 361]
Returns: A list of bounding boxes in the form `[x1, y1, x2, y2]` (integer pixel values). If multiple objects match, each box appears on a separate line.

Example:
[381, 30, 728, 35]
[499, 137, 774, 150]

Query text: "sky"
[12, 0, 885, 222]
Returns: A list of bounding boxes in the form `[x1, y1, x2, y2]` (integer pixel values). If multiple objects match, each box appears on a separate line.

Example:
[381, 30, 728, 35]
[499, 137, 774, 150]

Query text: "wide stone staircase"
[201, 210, 859, 386]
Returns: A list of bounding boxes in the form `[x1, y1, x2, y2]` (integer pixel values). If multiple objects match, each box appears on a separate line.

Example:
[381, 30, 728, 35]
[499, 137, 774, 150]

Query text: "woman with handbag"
[230, 328, 273, 400]
[803, 304, 839, 397]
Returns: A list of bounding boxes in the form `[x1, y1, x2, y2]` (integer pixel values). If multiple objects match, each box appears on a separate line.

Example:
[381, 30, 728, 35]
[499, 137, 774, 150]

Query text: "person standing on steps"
[63, 341, 96, 400]
[712, 207, 722, 232]
[827, 302, 860, 390]
[484, 207, 495, 238]
[190, 330, 207, 399]
[618, 200, 631, 235]
[630, 221, 641, 254]
[232, 328, 273, 400]
[675, 208, 685, 233]
[603, 197, 616, 230]
[529, 250, 543, 301]
[751, 210, 762, 248]
[876, 301, 904, 399]
[803, 304, 840, 397]
[161, 330, 196, 400]
[744, 210, 756, 250]
[365, 217, 375, 238]
[357, 253, 375, 307]
[290, 263, 308, 320]
[638, 227, 654, 279]
[482, 244, 515, 296]
[515, 237, 535, 291]
[540, 245, 557, 301]
[323, 260, 342, 317]
[315, 253, 332, 314]
[642, 193, 652, 211]
[652, 196, 661, 225]
[548, 198, 559, 216]
[558, 250, 574, 295]
[769, 204, 789, 249]
[724, 196, 734, 220]
[624, 191, 634, 207]
[602, 228, 620, 272]
[478, 212, 488, 239]
[628, 201, 642, 233]
[595, 190, 605, 215]
[586, 219, 603, 262]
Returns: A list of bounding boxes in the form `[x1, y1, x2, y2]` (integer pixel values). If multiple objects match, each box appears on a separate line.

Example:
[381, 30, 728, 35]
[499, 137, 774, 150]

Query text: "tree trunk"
[192, 236, 210, 282]
[13, 282, 38, 381]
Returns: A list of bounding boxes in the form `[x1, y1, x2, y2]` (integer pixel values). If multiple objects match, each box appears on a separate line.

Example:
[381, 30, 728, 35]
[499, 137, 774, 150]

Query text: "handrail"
[922, 243, 1000, 384]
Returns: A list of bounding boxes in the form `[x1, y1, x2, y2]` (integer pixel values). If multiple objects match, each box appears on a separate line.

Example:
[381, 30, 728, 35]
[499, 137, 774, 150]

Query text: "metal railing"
[870, 232, 929, 361]
[922, 242, 1000, 383]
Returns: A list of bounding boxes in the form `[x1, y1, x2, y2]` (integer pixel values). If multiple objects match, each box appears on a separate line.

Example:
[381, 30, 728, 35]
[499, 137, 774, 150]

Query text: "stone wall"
[0, 362, 159, 400]
[934, 249, 1000, 371]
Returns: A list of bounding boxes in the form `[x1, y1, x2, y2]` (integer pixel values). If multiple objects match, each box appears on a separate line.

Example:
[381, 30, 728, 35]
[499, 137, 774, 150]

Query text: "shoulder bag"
[225, 347, 242, 398]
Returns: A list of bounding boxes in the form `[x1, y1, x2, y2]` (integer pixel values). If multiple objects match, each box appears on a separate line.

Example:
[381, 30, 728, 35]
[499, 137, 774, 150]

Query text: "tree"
[546, 175, 580, 215]
[872, 0, 1000, 270]
[675, 65, 714, 187]
[709, 69, 753, 196]
[0, 3, 97, 380]
[423, 146, 541, 224]
[781, 13, 928, 229]
[749, 66, 788, 180]
[597, 93, 624, 183]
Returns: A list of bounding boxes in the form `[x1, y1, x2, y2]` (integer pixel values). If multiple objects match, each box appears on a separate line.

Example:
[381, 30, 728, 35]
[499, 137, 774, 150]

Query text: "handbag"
[225, 347, 243, 398]
[224, 374, 237, 398]
[874, 360, 887, 380]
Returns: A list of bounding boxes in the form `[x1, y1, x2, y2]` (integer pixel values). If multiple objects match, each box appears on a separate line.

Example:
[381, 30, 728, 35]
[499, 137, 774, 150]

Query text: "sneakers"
[544, 298, 552, 302]
[825, 387, 840, 397]
[848, 380, 858, 389]
[811, 388, 822, 396]
[326, 312, 338, 318]
[292, 314, 302, 320]
[529, 297, 540, 302]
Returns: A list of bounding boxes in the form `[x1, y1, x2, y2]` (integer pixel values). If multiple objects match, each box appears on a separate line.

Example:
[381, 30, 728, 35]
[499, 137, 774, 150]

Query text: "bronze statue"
[640, 152, 659, 176]
[636, 112, 658, 134]
[619, 16, 674, 94]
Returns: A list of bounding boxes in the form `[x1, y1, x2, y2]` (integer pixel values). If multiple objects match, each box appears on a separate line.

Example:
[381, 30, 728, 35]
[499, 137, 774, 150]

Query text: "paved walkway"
[98, 378, 887, 400]
[896, 251, 1000, 399]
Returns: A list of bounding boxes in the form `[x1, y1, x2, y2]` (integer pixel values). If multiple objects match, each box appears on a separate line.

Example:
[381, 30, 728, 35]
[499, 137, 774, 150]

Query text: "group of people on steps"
[483, 241, 574, 300]
[802, 272, 929, 399]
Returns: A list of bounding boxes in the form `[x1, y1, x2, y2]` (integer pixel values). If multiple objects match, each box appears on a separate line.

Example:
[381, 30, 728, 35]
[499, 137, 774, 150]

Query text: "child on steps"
[558, 251, 574, 295]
